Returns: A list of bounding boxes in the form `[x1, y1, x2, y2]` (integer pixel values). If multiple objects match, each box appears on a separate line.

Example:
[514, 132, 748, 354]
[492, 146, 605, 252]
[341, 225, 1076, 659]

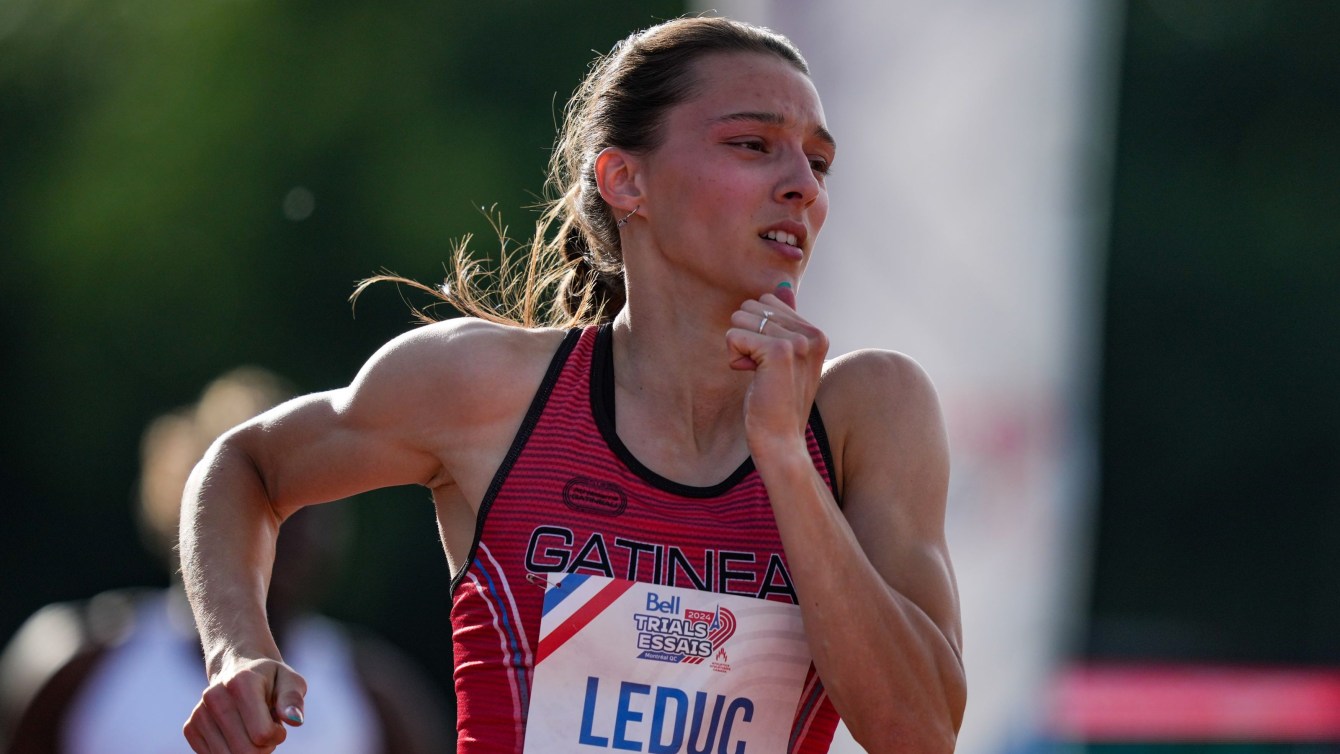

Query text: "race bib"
[524, 573, 812, 753]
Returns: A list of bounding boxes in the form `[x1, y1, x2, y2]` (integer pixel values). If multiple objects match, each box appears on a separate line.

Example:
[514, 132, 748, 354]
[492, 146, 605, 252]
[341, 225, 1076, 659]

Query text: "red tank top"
[450, 325, 841, 753]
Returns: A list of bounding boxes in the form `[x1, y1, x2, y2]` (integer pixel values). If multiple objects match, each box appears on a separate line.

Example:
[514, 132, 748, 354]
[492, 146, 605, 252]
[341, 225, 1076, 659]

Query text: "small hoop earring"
[616, 205, 639, 229]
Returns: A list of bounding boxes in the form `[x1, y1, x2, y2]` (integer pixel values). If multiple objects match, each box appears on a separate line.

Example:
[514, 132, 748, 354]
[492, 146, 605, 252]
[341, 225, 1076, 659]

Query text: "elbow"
[212, 425, 282, 508]
[180, 428, 284, 537]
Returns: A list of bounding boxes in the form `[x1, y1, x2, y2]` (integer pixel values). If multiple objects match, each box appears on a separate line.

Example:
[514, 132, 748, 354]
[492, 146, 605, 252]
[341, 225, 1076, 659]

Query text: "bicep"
[223, 387, 441, 517]
[831, 351, 962, 652]
[201, 317, 544, 520]
[845, 487, 961, 655]
[217, 330, 459, 516]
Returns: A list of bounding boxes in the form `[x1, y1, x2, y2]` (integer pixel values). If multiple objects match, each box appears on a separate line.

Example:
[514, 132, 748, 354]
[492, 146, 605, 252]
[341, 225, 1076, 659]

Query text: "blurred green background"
[1089, 0, 1339, 667]
[1, 0, 1337, 747]
[0, 0, 683, 693]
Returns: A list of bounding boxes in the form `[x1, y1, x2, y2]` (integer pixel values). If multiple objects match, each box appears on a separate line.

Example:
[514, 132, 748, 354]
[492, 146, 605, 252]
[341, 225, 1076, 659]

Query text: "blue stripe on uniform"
[474, 560, 530, 711]
[541, 572, 590, 617]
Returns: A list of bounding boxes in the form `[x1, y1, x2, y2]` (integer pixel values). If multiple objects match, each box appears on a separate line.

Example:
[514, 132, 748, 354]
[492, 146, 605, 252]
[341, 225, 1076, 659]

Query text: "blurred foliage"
[3, 0, 1337, 723]
[0, 0, 682, 689]
[1090, 0, 1340, 663]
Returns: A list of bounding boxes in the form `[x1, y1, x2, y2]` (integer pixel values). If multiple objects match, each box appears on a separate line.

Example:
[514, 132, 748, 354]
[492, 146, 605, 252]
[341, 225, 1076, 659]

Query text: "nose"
[776, 148, 822, 207]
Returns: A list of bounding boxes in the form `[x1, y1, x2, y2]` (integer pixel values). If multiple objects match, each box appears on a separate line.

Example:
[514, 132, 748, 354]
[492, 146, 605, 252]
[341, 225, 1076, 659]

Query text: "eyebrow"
[711, 111, 838, 151]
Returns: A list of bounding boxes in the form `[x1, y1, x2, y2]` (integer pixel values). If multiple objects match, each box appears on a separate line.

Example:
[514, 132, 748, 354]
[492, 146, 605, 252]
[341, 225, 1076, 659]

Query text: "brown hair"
[356, 16, 809, 328]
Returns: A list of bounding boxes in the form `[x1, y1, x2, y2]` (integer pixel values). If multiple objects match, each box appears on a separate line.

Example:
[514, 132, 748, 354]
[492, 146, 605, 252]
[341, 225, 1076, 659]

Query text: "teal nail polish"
[284, 706, 304, 725]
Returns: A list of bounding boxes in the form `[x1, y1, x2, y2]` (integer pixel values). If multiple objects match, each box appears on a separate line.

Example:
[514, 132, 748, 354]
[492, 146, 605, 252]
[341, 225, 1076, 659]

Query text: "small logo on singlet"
[562, 477, 628, 517]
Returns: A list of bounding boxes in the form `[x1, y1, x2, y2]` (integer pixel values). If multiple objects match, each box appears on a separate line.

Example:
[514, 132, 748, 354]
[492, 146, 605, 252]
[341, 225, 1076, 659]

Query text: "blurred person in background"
[181, 15, 964, 754]
[0, 367, 452, 753]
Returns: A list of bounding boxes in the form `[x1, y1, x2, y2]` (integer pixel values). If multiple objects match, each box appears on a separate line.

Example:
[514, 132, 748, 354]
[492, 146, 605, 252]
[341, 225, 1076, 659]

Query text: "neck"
[608, 280, 755, 482]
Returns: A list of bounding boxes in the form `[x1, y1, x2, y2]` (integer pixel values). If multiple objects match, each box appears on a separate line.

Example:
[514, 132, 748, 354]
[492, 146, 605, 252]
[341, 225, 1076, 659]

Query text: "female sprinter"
[180, 16, 965, 754]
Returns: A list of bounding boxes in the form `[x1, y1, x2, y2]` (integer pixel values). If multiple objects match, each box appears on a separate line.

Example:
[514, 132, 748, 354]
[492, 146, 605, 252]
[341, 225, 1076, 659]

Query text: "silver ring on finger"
[757, 310, 773, 334]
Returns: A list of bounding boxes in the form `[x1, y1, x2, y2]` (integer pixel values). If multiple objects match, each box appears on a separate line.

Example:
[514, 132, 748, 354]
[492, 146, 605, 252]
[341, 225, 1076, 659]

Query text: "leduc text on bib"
[524, 573, 812, 753]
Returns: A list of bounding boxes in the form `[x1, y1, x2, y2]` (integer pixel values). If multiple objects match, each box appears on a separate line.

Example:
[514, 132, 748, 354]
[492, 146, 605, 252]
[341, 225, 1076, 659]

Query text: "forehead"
[672, 52, 829, 138]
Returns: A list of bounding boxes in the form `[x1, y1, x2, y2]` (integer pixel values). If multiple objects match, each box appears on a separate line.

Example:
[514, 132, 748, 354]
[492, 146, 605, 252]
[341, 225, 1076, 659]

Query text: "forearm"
[178, 437, 285, 679]
[755, 442, 965, 751]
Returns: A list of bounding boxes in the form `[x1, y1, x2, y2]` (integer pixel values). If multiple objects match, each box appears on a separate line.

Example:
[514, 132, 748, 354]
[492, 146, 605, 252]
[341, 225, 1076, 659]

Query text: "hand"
[726, 283, 829, 454]
[183, 656, 307, 753]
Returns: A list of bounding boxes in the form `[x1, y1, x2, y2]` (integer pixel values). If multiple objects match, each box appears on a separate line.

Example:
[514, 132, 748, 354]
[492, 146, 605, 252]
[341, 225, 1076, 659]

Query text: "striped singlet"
[450, 324, 841, 753]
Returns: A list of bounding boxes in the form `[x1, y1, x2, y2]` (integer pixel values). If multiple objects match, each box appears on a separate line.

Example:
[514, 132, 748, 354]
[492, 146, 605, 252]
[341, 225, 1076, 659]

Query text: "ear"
[593, 146, 644, 216]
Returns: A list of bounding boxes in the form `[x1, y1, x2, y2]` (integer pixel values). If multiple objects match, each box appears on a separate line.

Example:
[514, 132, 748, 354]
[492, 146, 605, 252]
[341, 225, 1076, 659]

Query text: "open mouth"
[761, 229, 800, 248]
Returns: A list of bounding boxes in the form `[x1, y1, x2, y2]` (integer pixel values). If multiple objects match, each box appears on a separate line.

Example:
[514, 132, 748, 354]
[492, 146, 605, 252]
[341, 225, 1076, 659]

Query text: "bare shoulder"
[338, 318, 570, 429]
[351, 317, 567, 392]
[210, 319, 572, 510]
[815, 349, 948, 506]
[818, 349, 945, 448]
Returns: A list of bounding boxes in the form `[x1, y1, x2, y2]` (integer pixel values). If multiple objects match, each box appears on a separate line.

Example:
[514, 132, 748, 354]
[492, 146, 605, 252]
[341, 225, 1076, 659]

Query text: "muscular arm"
[781, 350, 964, 751]
[179, 318, 553, 752]
[730, 297, 964, 752]
[180, 332, 450, 681]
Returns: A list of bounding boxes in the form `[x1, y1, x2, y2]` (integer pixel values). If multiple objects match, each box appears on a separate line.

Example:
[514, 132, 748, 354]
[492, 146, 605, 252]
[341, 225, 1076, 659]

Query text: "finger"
[182, 715, 212, 753]
[207, 673, 288, 751]
[225, 669, 289, 746]
[186, 701, 231, 753]
[730, 354, 759, 371]
[278, 703, 305, 726]
[753, 284, 796, 315]
[735, 300, 800, 328]
[743, 298, 803, 337]
[203, 684, 263, 752]
[741, 299, 826, 360]
[272, 667, 308, 728]
[725, 326, 762, 370]
[731, 309, 775, 337]
[183, 726, 210, 754]
[726, 326, 800, 370]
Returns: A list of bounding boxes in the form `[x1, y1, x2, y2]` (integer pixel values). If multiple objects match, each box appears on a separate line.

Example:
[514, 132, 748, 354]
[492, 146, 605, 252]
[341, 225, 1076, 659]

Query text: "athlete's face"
[636, 52, 835, 298]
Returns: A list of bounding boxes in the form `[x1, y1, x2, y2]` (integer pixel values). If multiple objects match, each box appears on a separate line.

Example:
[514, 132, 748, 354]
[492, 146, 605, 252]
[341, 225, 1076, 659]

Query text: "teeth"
[763, 230, 799, 247]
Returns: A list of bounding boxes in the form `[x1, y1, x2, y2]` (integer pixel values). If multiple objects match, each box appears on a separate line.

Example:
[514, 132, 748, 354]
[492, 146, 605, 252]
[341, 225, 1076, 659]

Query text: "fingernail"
[284, 706, 304, 725]
[777, 281, 793, 290]
[775, 281, 796, 307]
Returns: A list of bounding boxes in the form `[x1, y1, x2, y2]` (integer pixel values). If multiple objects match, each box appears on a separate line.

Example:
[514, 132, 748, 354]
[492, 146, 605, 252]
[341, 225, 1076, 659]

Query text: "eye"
[730, 139, 767, 152]
[809, 157, 832, 176]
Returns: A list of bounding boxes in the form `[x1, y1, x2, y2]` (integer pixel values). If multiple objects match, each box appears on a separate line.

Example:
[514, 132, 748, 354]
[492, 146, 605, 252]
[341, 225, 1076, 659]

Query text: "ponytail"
[353, 201, 621, 329]
[354, 16, 805, 330]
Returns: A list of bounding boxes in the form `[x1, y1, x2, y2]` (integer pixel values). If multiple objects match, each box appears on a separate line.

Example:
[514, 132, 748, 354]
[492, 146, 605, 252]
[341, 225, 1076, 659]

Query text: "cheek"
[812, 191, 831, 231]
[693, 169, 735, 195]
[687, 175, 746, 222]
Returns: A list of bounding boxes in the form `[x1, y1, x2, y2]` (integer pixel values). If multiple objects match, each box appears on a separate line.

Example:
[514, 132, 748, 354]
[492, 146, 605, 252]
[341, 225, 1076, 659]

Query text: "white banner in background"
[699, 2, 1119, 752]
